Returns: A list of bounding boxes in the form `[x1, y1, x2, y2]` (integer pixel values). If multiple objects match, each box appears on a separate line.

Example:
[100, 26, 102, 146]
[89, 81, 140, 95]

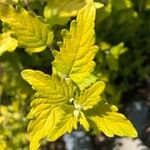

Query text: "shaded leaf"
[0, 32, 18, 55]
[44, 0, 103, 25]
[44, 0, 86, 25]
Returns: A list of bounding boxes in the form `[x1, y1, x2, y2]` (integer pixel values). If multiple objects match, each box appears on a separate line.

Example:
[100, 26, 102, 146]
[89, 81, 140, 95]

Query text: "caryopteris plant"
[7, 2, 137, 150]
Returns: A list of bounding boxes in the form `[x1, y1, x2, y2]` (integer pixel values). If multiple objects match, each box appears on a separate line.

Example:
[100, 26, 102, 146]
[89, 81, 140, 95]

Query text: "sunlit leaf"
[28, 107, 64, 150]
[87, 103, 138, 137]
[21, 69, 74, 149]
[52, 3, 98, 90]
[48, 105, 77, 141]
[75, 81, 105, 110]
[21, 69, 73, 104]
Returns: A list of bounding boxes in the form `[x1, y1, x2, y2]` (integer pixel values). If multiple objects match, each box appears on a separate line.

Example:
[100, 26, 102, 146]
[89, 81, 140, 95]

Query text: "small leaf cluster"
[21, 3, 137, 150]
[0, 0, 102, 55]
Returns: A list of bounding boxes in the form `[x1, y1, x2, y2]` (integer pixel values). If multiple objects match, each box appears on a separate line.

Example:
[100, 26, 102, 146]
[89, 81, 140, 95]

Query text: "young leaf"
[110, 42, 128, 59]
[0, 2, 53, 53]
[52, 3, 99, 90]
[87, 103, 138, 138]
[0, 32, 18, 55]
[75, 81, 105, 110]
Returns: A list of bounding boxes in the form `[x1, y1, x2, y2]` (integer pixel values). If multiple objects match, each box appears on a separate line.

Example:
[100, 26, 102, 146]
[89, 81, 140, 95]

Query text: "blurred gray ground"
[63, 101, 150, 150]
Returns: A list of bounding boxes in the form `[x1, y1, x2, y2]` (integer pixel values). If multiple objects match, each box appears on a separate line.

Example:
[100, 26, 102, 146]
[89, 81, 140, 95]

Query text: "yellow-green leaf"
[87, 103, 138, 138]
[52, 3, 99, 90]
[0, 32, 18, 56]
[48, 105, 77, 141]
[28, 106, 64, 150]
[0, 2, 53, 53]
[21, 69, 75, 150]
[110, 42, 128, 59]
[75, 81, 105, 110]
[21, 69, 73, 104]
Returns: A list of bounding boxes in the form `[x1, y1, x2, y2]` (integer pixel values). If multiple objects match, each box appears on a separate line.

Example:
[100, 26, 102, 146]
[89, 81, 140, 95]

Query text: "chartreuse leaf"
[0, 32, 18, 55]
[21, 69, 74, 150]
[48, 105, 77, 141]
[28, 107, 64, 150]
[21, 69, 73, 104]
[86, 102, 138, 137]
[0, 2, 53, 53]
[75, 81, 105, 110]
[52, 3, 98, 90]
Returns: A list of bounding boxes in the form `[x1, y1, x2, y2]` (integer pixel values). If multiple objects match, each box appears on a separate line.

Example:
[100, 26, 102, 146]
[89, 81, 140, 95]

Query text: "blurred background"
[0, 0, 150, 149]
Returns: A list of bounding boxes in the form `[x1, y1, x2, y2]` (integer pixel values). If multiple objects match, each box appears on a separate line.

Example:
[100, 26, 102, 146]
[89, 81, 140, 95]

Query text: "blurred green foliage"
[95, 0, 150, 104]
[0, 0, 150, 149]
